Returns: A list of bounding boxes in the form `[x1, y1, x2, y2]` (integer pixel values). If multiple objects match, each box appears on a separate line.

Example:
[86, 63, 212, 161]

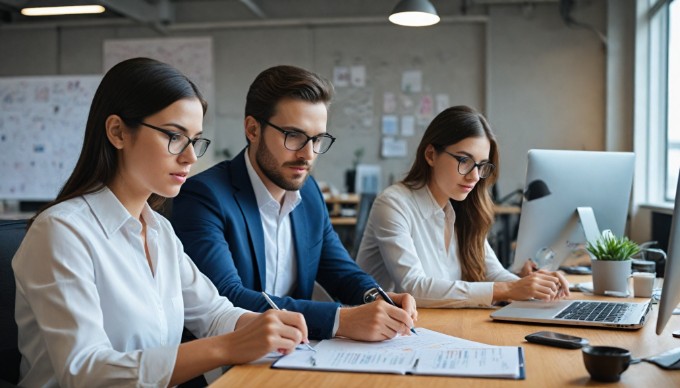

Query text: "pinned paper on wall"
[333, 66, 350, 88]
[334, 88, 374, 131]
[417, 94, 436, 127]
[436, 93, 450, 114]
[401, 115, 415, 137]
[350, 65, 366, 87]
[383, 92, 397, 113]
[381, 137, 408, 158]
[401, 70, 422, 93]
[401, 94, 414, 110]
[382, 115, 399, 136]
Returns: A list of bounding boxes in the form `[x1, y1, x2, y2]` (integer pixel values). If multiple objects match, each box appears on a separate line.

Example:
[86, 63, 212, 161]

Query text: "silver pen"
[261, 292, 316, 352]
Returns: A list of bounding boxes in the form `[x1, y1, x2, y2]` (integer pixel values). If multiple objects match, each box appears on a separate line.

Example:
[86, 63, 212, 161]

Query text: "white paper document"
[272, 328, 525, 379]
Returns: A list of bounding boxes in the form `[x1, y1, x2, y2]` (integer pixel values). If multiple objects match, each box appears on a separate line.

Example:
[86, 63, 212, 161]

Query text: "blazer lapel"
[230, 150, 267, 290]
[290, 201, 311, 298]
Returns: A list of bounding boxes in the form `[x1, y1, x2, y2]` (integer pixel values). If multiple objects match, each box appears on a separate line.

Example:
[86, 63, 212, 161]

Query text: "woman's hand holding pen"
[336, 299, 416, 342]
[224, 310, 309, 364]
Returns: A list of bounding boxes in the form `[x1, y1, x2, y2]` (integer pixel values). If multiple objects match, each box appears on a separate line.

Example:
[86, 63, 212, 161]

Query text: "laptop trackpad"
[495, 300, 572, 319]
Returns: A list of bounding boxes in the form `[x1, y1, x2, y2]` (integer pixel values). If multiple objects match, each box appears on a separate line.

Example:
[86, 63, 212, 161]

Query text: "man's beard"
[255, 139, 312, 191]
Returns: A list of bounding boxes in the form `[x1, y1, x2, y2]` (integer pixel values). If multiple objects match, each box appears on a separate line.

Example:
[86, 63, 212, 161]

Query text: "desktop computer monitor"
[656, 169, 680, 335]
[509, 150, 635, 273]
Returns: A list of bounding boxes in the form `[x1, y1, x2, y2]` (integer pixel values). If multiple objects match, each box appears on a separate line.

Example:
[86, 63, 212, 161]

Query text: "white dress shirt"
[12, 187, 248, 387]
[356, 183, 518, 308]
[244, 154, 341, 335]
[245, 153, 301, 297]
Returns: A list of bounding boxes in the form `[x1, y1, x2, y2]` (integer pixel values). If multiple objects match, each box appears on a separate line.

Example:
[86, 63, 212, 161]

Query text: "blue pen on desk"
[261, 292, 316, 352]
[374, 285, 418, 335]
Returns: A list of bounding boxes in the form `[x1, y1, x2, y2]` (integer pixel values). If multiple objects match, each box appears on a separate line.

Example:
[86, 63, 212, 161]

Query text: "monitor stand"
[575, 206, 601, 246]
[544, 207, 601, 270]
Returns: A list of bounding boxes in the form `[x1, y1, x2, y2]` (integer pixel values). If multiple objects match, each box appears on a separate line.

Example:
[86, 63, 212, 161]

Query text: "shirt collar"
[244, 148, 301, 211]
[83, 186, 160, 238]
[410, 183, 455, 221]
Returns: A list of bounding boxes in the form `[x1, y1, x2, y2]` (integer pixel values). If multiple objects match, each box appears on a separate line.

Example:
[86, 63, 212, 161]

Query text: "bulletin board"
[0, 75, 101, 200]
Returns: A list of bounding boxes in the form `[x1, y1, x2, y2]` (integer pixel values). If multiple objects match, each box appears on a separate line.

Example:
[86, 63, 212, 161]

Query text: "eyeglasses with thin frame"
[438, 148, 495, 179]
[135, 121, 211, 158]
[260, 119, 336, 154]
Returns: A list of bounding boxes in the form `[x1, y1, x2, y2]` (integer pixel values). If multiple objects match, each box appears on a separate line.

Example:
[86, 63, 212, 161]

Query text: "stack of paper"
[273, 328, 525, 379]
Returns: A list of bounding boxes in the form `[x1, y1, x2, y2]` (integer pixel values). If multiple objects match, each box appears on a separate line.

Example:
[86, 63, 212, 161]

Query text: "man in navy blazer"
[172, 65, 416, 341]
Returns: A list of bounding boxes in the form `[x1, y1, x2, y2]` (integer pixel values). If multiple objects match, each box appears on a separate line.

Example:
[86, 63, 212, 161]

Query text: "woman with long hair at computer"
[12, 57, 308, 387]
[356, 105, 569, 307]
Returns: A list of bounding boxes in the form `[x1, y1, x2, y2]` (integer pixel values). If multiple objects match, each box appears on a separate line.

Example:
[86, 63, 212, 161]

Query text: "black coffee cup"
[582, 345, 631, 382]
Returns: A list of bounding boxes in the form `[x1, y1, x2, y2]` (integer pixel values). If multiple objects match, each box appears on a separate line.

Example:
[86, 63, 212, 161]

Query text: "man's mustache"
[283, 162, 311, 168]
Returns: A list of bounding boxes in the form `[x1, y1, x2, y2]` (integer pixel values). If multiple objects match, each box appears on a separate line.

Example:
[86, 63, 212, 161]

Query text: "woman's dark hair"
[244, 65, 333, 141]
[30, 57, 207, 225]
[402, 105, 499, 282]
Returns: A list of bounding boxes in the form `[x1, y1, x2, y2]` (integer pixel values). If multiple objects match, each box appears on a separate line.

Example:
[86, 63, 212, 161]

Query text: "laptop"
[490, 299, 652, 329]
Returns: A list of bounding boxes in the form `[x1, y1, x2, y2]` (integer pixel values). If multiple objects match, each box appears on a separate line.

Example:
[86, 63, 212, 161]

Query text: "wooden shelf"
[330, 217, 357, 226]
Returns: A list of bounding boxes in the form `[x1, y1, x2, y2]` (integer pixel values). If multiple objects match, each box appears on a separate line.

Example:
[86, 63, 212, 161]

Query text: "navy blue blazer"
[171, 149, 376, 339]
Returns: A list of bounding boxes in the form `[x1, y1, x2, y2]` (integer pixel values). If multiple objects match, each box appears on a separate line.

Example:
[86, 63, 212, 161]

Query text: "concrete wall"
[0, 1, 613, 194]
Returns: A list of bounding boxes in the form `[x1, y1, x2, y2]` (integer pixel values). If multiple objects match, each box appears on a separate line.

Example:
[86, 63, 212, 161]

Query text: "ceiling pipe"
[238, 0, 266, 19]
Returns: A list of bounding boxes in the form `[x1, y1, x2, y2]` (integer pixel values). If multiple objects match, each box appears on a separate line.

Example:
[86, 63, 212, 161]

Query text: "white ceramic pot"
[591, 259, 632, 296]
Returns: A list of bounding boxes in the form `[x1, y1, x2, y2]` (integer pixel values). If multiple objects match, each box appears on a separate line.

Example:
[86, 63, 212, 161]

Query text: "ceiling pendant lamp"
[389, 0, 440, 27]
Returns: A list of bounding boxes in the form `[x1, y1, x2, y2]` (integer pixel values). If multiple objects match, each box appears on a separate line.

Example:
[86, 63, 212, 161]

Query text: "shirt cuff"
[331, 307, 341, 337]
[138, 345, 178, 387]
[215, 307, 250, 335]
[465, 282, 496, 307]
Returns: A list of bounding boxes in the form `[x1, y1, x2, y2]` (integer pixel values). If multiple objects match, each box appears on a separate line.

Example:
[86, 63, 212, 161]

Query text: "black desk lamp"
[524, 179, 551, 201]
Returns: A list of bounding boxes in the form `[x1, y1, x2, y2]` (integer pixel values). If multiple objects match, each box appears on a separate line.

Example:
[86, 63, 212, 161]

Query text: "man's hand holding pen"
[335, 292, 418, 342]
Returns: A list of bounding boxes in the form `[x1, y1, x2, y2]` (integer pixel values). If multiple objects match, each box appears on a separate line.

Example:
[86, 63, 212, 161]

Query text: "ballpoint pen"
[261, 292, 316, 352]
[374, 285, 418, 335]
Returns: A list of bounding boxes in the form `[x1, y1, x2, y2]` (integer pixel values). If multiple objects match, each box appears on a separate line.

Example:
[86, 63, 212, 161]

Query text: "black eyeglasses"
[438, 149, 495, 179]
[136, 122, 211, 158]
[261, 119, 336, 154]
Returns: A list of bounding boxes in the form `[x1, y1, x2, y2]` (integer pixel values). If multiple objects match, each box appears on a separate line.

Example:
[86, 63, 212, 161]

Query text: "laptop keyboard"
[555, 301, 630, 323]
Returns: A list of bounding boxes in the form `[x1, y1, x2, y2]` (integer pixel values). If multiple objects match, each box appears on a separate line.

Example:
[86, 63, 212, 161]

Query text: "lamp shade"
[524, 179, 552, 202]
[389, 0, 440, 27]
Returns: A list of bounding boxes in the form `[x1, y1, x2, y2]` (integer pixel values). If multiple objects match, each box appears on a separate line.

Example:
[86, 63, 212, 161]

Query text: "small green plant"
[586, 230, 640, 261]
[352, 148, 364, 169]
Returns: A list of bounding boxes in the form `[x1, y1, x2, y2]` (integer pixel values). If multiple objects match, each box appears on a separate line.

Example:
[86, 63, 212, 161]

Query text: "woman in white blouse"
[12, 58, 308, 387]
[356, 106, 569, 308]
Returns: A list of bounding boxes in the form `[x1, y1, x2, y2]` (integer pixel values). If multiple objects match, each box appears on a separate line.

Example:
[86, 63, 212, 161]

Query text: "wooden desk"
[211, 276, 680, 387]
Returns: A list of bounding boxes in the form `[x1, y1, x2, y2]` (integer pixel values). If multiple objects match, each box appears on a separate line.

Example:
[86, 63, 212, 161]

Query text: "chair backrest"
[351, 194, 377, 259]
[0, 219, 28, 385]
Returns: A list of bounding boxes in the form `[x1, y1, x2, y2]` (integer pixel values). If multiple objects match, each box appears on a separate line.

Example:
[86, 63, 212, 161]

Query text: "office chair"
[350, 193, 377, 259]
[0, 219, 28, 386]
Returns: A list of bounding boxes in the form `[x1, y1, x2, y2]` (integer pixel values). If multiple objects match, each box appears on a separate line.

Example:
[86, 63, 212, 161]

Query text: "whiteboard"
[103, 38, 214, 116]
[0, 75, 101, 200]
[103, 36, 216, 163]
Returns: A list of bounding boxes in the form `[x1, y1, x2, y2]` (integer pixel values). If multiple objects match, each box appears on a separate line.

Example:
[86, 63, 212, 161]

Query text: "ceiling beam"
[98, 0, 173, 24]
[0, 14, 489, 30]
[0, 0, 26, 8]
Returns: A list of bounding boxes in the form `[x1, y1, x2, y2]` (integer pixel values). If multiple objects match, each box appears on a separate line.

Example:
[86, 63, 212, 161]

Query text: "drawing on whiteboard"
[0, 76, 101, 200]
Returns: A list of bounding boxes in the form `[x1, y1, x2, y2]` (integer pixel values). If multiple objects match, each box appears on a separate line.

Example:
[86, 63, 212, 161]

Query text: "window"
[635, 0, 672, 207]
[666, 1, 680, 199]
